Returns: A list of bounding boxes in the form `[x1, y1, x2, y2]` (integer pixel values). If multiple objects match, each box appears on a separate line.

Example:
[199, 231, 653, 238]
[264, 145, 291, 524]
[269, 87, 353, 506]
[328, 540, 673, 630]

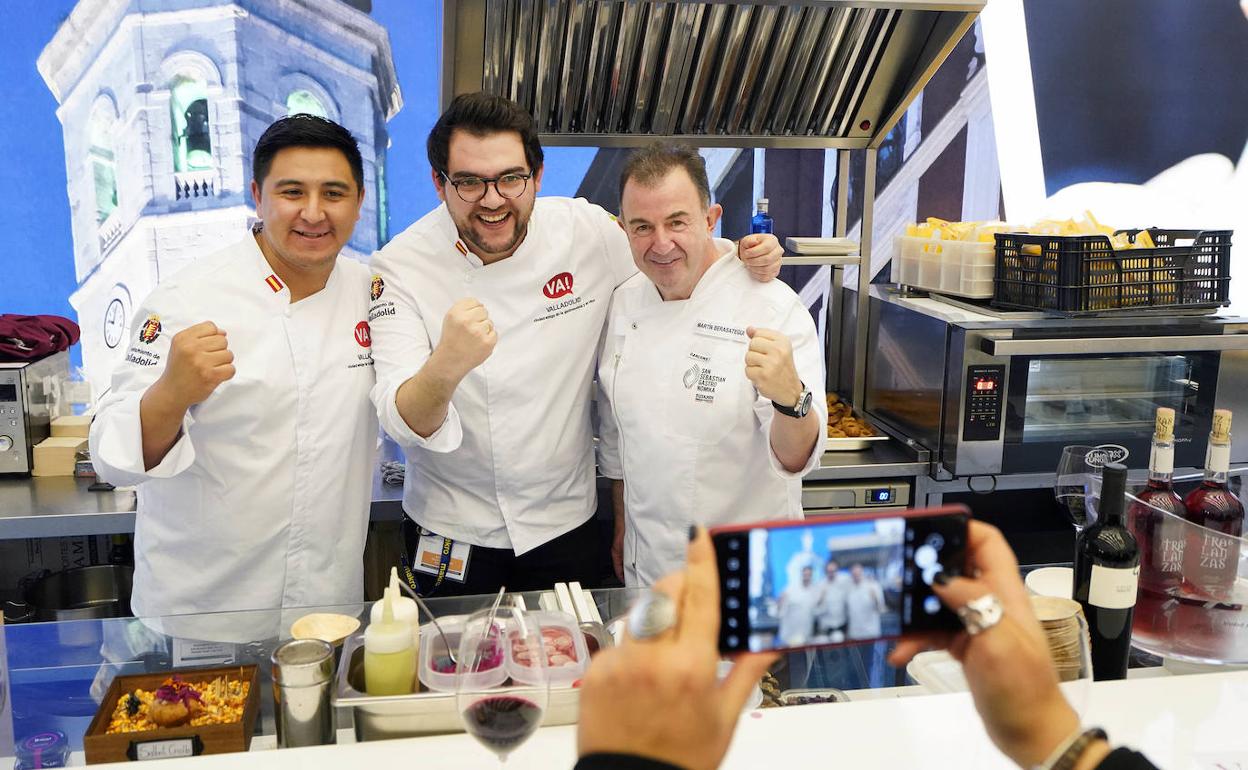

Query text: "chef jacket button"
[631, 322, 637, 330]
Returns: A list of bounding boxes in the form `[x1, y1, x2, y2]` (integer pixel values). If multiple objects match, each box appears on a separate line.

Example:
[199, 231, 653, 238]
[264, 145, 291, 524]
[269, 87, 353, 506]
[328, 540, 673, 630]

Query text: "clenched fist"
[737, 233, 783, 282]
[744, 326, 803, 408]
[157, 321, 235, 409]
[435, 298, 498, 378]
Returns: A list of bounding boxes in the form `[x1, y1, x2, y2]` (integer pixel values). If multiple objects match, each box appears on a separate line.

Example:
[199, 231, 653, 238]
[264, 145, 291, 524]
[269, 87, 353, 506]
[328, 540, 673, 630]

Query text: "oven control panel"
[963, 365, 1005, 441]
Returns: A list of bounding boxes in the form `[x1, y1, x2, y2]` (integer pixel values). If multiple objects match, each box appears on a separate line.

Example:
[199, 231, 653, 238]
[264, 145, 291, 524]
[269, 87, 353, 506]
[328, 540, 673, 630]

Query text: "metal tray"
[778, 687, 849, 706]
[824, 434, 891, 452]
[331, 633, 581, 742]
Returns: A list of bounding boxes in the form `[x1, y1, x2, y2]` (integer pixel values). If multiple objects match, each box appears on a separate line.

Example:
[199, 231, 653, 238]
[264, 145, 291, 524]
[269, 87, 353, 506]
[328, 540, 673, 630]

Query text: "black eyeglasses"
[441, 171, 533, 203]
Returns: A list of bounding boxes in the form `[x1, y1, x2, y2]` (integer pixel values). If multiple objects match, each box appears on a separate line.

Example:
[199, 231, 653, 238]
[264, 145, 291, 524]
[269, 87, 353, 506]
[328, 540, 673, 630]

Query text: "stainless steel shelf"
[805, 440, 929, 482]
[782, 254, 862, 267]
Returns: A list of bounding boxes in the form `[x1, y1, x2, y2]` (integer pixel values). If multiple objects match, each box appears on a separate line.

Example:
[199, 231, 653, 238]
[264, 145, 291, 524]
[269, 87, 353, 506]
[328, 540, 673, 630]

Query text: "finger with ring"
[956, 593, 1004, 636]
[627, 590, 678, 641]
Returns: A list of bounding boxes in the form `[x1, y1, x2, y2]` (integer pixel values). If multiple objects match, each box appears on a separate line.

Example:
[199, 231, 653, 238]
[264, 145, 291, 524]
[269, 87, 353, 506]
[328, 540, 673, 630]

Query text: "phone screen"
[712, 506, 969, 654]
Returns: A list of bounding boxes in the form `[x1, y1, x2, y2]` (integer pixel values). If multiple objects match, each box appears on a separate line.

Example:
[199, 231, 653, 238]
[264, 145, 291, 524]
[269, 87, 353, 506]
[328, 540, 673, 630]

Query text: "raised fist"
[436, 298, 498, 377]
[158, 321, 235, 408]
[744, 326, 803, 408]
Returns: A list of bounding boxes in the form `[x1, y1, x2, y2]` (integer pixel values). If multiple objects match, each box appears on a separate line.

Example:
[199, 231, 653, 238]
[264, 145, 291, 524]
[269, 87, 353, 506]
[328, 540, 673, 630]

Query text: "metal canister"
[271, 638, 335, 748]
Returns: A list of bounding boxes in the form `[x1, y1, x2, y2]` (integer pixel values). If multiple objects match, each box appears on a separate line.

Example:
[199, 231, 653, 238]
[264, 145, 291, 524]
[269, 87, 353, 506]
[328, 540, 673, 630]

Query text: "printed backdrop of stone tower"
[37, 0, 401, 396]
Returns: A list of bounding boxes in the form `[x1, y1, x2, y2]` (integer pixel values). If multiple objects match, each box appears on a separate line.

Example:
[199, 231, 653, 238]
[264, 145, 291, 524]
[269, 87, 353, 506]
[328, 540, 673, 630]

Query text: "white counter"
[83, 669, 1248, 769]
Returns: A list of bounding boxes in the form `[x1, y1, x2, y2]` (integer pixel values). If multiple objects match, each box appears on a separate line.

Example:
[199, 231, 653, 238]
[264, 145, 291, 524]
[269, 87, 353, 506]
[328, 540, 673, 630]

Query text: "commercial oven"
[865, 290, 1248, 478]
[802, 480, 911, 516]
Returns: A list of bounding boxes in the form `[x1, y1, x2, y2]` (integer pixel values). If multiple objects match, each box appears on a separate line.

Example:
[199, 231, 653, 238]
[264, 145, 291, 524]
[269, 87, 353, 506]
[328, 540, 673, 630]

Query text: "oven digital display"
[0, 383, 16, 402]
[974, 378, 997, 392]
[868, 488, 894, 504]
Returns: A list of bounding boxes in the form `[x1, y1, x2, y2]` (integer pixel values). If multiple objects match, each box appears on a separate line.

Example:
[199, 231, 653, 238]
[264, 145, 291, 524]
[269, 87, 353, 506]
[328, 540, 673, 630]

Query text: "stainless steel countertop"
[0, 439, 929, 538]
[0, 469, 407, 539]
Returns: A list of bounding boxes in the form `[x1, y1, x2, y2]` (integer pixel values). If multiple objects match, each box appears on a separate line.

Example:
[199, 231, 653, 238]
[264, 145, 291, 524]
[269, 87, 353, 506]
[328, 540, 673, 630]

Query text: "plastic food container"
[891, 233, 995, 299]
[506, 611, 589, 688]
[417, 615, 507, 693]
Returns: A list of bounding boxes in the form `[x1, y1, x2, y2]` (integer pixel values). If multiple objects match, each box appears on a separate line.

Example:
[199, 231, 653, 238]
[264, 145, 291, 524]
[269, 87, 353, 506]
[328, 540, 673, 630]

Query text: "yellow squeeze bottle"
[364, 586, 416, 696]
[371, 567, 420, 647]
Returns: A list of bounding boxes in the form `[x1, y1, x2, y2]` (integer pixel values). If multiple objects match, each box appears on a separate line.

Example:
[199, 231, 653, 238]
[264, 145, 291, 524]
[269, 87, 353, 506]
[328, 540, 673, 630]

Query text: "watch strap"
[771, 382, 808, 418]
[1033, 727, 1108, 770]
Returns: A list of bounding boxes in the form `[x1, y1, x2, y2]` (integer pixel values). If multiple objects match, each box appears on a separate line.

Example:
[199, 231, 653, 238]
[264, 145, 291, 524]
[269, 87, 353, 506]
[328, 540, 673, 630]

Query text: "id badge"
[413, 533, 471, 583]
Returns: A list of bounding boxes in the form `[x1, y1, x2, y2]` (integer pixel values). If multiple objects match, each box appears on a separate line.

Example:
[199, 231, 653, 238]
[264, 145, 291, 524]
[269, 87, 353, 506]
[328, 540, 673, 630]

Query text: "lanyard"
[399, 519, 454, 597]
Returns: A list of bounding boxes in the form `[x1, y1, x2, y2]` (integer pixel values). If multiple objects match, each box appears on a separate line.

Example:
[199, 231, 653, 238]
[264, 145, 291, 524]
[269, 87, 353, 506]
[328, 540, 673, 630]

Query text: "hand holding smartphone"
[711, 505, 971, 654]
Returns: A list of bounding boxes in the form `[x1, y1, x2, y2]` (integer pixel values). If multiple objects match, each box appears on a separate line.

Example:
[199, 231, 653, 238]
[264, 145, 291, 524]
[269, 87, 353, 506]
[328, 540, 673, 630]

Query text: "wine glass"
[1055, 445, 1099, 533]
[456, 604, 549, 765]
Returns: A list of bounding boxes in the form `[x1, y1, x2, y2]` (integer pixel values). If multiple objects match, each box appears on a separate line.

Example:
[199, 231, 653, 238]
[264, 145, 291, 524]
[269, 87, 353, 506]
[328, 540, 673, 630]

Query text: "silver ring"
[627, 591, 677, 641]
[956, 593, 1004, 636]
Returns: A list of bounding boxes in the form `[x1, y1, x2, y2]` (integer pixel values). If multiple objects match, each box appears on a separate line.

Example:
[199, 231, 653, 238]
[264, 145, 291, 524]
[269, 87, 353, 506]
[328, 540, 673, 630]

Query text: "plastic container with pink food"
[505, 610, 589, 687]
[417, 615, 508, 693]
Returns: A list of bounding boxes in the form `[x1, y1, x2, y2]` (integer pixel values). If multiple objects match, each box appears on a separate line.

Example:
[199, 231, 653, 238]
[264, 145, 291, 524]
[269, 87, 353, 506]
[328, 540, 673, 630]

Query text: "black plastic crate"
[992, 229, 1232, 315]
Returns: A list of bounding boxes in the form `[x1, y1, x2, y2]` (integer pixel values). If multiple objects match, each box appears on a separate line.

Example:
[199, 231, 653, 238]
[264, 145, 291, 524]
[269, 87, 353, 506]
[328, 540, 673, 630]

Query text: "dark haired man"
[90, 114, 378, 616]
[597, 143, 825, 586]
[368, 93, 783, 596]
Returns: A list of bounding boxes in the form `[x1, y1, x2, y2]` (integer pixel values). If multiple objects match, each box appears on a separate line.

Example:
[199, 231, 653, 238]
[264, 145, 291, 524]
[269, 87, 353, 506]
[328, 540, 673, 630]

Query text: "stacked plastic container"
[891, 223, 1005, 299]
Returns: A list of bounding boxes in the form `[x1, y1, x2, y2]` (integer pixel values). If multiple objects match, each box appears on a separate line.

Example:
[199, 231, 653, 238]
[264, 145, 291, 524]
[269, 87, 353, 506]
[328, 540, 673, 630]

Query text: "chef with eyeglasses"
[366, 93, 785, 596]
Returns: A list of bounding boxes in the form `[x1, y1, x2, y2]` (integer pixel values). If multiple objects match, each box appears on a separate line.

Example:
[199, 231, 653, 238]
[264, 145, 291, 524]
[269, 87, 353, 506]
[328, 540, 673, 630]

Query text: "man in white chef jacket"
[367, 93, 783, 596]
[90, 116, 378, 617]
[597, 143, 828, 587]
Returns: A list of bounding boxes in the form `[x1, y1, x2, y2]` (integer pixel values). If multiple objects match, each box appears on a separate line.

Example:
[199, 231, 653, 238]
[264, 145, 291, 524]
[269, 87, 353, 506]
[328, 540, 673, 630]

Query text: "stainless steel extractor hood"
[441, 0, 983, 148]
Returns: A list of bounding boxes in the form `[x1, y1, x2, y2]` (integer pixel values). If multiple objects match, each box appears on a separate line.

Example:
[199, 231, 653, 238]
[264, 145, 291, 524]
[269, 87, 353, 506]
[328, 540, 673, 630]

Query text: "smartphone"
[711, 505, 970, 654]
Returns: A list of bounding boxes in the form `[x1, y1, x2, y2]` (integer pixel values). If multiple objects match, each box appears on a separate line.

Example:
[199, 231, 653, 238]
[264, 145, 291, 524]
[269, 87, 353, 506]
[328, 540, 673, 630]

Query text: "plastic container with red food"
[506, 611, 589, 688]
[417, 615, 507, 693]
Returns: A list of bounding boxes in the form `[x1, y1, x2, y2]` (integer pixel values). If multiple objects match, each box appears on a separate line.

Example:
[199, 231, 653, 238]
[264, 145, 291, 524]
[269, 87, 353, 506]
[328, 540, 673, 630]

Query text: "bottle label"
[1207, 443, 1231, 474]
[1149, 444, 1174, 475]
[1089, 564, 1140, 609]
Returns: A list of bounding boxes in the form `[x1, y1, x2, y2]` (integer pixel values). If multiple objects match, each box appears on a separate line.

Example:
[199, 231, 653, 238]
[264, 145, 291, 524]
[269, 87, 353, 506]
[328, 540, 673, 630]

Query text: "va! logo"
[543, 272, 574, 299]
[354, 321, 372, 348]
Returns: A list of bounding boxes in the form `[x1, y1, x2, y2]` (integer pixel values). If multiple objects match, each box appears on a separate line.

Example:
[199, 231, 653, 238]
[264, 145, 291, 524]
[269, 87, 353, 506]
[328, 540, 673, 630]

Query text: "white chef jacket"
[817, 571, 852, 630]
[90, 233, 378, 618]
[846, 578, 886, 640]
[368, 198, 636, 554]
[778, 579, 823, 646]
[597, 243, 828, 586]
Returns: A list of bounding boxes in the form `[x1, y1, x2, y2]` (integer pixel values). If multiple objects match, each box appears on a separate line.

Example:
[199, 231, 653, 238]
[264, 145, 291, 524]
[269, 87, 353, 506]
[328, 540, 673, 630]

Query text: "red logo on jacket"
[543, 272, 574, 299]
[354, 321, 371, 347]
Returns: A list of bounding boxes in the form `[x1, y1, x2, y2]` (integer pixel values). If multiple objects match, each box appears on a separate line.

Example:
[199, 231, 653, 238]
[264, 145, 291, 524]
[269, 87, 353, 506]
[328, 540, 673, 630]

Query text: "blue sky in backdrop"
[0, 0, 596, 321]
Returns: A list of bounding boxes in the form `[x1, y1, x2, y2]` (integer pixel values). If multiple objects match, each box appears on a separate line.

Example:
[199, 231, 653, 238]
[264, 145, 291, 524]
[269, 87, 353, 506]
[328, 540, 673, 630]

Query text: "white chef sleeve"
[366, 245, 463, 452]
[89, 287, 198, 486]
[580, 198, 638, 289]
[594, 305, 623, 480]
[753, 298, 828, 478]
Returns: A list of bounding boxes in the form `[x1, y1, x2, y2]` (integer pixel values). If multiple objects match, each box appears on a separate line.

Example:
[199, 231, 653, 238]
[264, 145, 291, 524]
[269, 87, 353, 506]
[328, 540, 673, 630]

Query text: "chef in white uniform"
[367, 93, 783, 596]
[597, 143, 828, 587]
[90, 116, 377, 618]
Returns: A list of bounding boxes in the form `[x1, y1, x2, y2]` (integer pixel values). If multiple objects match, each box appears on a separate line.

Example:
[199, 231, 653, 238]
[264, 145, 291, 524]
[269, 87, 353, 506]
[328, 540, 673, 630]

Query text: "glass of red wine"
[456, 603, 549, 765]
[1056, 445, 1099, 533]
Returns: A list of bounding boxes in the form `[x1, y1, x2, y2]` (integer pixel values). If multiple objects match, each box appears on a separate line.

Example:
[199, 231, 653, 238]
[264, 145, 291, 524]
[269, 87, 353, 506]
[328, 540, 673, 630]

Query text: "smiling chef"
[366, 93, 785, 596]
[89, 115, 378, 617]
[596, 143, 827, 587]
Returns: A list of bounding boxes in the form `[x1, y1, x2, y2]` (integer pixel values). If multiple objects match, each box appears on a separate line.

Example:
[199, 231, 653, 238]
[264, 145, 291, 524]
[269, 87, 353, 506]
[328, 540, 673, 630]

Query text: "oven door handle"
[981, 334, 1248, 356]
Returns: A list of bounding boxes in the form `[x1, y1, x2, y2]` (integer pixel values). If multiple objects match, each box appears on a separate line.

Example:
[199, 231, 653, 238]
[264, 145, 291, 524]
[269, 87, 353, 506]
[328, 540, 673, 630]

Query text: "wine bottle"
[1073, 462, 1140, 680]
[1130, 408, 1185, 593]
[1182, 409, 1244, 602]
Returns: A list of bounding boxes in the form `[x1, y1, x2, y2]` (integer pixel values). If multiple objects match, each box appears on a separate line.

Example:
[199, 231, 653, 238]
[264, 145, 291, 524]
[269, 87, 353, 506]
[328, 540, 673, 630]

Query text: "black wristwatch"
[772, 383, 813, 418]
